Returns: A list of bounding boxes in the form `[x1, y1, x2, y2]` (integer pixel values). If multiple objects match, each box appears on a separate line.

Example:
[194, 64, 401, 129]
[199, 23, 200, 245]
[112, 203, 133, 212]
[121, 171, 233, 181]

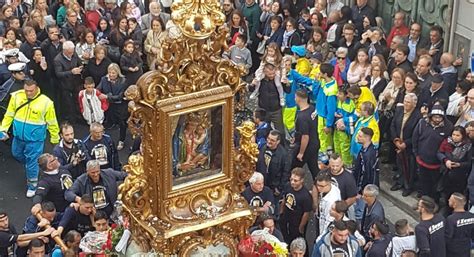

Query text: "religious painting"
[170, 105, 223, 186]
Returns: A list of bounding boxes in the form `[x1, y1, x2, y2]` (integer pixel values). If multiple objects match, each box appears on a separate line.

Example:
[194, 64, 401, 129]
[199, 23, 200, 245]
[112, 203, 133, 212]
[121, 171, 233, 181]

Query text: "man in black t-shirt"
[292, 89, 319, 178]
[279, 168, 313, 245]
[324, 153, 358, 219]
[53, 194, 95, 237]
[445, 193, 474, 257]
[32, 153, 73, 212]
[415, 196, 446, 257]
[0, 212, 53, 257]
[242, 172, 275, 216]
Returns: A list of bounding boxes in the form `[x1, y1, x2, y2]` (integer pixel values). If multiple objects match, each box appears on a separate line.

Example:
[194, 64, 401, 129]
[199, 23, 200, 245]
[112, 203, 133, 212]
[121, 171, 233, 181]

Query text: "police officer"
[0, 79, 60, 197]
[0, 48, 22, 85]
[0, 62, 27, 112]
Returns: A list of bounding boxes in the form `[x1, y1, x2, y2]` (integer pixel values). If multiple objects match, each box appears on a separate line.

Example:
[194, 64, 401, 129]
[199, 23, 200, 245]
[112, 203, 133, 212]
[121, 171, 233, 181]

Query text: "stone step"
[379, 165, 419, 226]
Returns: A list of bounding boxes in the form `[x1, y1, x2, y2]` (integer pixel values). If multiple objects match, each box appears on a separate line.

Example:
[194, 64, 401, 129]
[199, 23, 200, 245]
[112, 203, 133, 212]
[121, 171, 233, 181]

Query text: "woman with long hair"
[0, 5, 15, 36]
[378, 68, 406, 142]
[347, 48, 371, 86]
[226, 10, 249, 46]
[109, 15, 129, 53]
[306, 26, 330, 61]
[395, 72, 421, 106]
[76, 28, 96, 64]
[363, 63, 387, 99]
[25, 9, 48, 41]
[95, 17, 111, 43]
[281, 17, 301, 55]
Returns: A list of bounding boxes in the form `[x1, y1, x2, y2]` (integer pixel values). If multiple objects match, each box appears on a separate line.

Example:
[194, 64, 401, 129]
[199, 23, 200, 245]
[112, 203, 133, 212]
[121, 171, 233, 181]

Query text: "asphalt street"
[0, 123, 132, 231]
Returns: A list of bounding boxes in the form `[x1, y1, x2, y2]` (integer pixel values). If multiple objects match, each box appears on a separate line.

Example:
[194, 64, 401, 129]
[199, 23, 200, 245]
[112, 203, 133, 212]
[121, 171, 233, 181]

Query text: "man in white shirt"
[313, 171, 341, 236]
[386, 218, 417, 257]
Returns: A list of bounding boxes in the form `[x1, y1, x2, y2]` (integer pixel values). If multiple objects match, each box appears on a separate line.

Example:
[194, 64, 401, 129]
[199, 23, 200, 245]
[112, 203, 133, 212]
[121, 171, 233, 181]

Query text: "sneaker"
[279, 97, 285, 107]
[26, 189, 36, 198]
[249, 90, 259, 100]
[117, 141, 124, 151]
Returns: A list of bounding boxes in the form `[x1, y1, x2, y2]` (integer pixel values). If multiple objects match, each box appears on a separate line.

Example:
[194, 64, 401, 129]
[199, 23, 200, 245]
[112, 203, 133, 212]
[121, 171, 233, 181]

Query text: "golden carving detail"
[119, 0, 257, 254]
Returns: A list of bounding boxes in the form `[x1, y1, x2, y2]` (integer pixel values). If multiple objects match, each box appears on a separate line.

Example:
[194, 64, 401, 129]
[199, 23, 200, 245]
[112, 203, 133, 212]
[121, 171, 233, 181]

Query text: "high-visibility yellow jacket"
[0, 89, 59, 143]
[355, 87, 377, 115]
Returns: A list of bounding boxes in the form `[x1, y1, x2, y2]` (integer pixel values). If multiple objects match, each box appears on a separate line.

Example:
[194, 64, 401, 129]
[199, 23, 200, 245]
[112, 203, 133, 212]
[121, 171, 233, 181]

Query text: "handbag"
[256, 39, 267, 55]
[107, 45, 121, 63]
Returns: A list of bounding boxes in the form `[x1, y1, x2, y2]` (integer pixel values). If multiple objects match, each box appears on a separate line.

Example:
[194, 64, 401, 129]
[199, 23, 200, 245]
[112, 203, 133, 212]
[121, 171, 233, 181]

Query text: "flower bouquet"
[79, 216, 130, 256]
[237, 228, 288, 257]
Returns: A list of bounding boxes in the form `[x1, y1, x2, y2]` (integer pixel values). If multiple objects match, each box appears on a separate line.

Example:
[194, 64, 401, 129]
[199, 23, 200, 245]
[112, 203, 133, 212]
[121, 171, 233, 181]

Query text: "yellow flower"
[271, 242, 288, 256]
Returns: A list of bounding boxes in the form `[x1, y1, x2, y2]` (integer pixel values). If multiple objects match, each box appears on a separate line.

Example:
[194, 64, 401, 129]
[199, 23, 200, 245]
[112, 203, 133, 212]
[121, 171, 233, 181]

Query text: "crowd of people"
[0, 0, 474, 256]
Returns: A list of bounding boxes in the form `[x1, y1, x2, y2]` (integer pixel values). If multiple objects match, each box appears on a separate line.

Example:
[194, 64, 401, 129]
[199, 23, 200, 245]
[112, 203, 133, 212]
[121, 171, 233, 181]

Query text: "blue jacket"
[289, 70, 338, 127]
[336, 98, 357, 135]
[312, 230, 362, 257]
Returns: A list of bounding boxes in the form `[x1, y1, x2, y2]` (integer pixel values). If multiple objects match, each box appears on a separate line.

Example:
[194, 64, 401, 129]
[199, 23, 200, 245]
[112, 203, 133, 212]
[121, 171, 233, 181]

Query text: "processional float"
[118, 0, 258, 254]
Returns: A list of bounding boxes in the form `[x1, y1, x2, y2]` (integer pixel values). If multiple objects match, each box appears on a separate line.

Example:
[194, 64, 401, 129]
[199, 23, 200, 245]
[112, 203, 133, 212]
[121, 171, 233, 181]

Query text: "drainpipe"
[448, 0, 459, 52]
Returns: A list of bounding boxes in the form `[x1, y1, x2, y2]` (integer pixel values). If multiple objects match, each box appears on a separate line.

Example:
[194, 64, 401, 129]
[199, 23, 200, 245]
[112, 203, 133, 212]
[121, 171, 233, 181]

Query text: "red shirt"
[386, 24, 409, 46]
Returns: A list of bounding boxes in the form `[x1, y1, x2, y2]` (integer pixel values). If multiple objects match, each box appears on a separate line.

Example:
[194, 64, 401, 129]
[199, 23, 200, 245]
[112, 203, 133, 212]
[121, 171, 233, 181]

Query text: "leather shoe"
[402, 189, 413, 197]
[390, 184, 403, 191]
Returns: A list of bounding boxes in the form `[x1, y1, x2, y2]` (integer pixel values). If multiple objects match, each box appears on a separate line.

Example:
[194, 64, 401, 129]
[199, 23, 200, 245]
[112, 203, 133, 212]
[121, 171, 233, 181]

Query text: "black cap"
[432, 73, 443, 83]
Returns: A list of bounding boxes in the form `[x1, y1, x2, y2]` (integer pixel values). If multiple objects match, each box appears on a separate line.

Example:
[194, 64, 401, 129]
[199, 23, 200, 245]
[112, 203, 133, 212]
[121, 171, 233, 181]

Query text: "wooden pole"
[34, 212, 69, 252]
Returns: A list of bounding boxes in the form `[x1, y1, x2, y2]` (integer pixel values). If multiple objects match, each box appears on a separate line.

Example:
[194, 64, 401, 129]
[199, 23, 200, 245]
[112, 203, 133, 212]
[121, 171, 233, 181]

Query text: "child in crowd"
[350, 101, 380, 158]
[334, 87, 357, 167]
[291, 45, 311, 77]
[288, 63, 338, 164]
[78, 77, 109, 125]
[93, 211, 109, 232]
[120, 39, 143, 86]
[297, 8, 312, 43]
[308, 51, 323, 79]
[254, 108, 270, 149]
[223, 34, 252, 79]
[250, 43, 285, 107]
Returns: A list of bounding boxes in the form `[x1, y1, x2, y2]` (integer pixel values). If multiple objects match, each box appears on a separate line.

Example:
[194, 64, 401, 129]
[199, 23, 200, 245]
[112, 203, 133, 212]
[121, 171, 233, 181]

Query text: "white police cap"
[4, 48, 20, 58]
[8, 62, 26, 72]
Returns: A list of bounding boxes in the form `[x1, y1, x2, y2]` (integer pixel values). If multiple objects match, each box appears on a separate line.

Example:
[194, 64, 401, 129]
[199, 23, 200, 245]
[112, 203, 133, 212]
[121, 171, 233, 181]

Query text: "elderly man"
[390, 93, 422, 196]
[32, 153, 73, 212]
[413, 105, 453, 200]
[438, 53, 458, 95]
[83, 122, 121, 170]
[361, 184, 385, 241]
[0, 80, 59, 197]
[428, 25, 444, 66]
[141, 2, 170, 35]
[386, 12, 409, 47]
[65, 160, 127, 216]
[419, 73, 449, 111]
[54, 40, 83, 123]
[242, 172, 275, 216]
[256, 130, 290, 199]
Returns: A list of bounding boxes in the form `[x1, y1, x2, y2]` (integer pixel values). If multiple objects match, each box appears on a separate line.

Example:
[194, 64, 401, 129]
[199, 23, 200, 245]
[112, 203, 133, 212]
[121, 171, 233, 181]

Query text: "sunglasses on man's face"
[337, 56, 345, 60]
